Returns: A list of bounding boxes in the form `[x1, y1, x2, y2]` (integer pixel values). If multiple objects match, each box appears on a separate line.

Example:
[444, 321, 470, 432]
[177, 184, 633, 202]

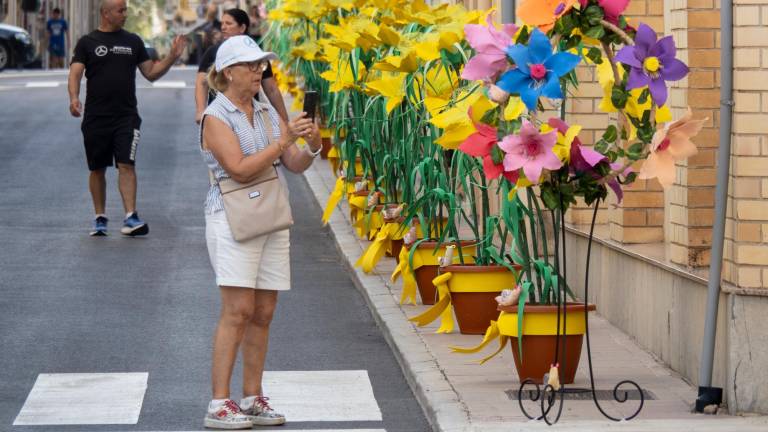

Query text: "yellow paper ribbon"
[355, 222, 404, 273]
[348, 195, 368, 227]
[450, 320, 500, 353]
[349, 196, 383, 239]
[392, 245, 422, 305]
[327, 145, 340, 175]
[450, 320, 509, 364]
[408, 272, 454, 333]
[322, 177, 345, 225]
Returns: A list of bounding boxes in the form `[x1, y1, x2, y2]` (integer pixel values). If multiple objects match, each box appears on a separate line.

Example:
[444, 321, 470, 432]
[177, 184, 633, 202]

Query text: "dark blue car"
[0, 23, 36, 71]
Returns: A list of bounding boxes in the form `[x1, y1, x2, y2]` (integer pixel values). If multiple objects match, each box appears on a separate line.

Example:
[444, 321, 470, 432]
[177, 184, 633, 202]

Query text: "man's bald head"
[99, 0, 128, 30]
[100, 0, 120, 13]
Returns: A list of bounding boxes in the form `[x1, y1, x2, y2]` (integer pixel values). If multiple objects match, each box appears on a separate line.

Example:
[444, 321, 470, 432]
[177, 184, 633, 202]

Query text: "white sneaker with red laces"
[203, 399, 253, 430]
[240, 395, 286, 426]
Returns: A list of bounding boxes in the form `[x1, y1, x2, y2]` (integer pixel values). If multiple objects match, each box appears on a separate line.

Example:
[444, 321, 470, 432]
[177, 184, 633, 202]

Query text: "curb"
[302, 162, 473, 432]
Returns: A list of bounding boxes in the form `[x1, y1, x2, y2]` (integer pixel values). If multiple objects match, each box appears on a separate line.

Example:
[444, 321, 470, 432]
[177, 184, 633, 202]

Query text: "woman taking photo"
[199, 35, 321, 430]
[195, 8, 288, 124]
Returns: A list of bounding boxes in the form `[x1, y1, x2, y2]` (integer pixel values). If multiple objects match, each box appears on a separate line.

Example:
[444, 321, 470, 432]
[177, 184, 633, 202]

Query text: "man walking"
[68, 0, 186, 236]
[46, 8, 69, 69]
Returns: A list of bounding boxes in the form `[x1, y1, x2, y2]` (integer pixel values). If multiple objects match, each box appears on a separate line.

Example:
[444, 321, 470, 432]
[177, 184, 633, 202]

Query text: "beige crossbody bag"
[205, 109, 294, 242]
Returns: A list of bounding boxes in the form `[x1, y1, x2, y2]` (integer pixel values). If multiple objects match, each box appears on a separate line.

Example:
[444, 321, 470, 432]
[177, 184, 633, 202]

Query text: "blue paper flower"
[496, 28, 581, 111]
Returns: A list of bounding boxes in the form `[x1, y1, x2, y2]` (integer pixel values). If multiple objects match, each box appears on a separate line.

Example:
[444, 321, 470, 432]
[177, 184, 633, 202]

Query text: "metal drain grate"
[505, 388, 656, 401]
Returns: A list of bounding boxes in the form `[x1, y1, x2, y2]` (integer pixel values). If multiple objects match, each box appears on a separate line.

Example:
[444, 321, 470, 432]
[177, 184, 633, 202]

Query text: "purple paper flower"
[615, 23, 689, 107]
[547, 118, 627, 202]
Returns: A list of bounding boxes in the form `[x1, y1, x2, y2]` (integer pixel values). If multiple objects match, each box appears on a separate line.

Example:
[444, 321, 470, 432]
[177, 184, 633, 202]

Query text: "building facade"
[465, 0, 768, 415]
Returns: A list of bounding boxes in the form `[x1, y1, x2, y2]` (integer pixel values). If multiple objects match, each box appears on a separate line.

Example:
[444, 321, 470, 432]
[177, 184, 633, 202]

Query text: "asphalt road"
[0, 69, 429, 432]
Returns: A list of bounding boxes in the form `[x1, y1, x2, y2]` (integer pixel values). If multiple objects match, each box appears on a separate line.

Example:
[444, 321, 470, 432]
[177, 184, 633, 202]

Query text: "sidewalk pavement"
[302, 158, 768, 432]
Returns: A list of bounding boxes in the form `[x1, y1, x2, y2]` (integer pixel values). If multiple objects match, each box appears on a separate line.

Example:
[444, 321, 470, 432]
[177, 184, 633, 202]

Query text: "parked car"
[0, 23, 35, 71]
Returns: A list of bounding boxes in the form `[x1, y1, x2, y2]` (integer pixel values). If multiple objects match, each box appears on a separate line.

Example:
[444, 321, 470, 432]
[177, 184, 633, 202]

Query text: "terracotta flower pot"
[320, 137, 332, 159]
[440, 265, 519, 334]
[411, 241, 476, 306]
[497, 303, 597, 384]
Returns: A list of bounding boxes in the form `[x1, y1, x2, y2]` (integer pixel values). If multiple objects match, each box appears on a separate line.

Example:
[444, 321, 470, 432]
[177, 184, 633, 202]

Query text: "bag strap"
[208, 107, 278, 187]
[258, 107, 275, 149]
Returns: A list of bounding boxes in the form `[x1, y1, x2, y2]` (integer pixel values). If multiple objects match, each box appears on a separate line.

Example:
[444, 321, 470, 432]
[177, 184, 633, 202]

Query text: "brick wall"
[466, 0, 768, 287]
[724, 0, 768, 288]
[663, 0, 719, 267]
[607, 0, 667, 243]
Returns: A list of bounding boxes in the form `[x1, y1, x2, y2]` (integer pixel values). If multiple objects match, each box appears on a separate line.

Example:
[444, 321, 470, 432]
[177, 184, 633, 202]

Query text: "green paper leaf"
[585, 25, 606, 39]
[586, 47, 603, 64]
[594, 138, 609, 154]
[491, 144, 505, 165]
[517, 281, 531, 361]
[628, 142, 644, 157]
[585, 5, 605, 26]
[611, 85, 628, 109]
[602, 125, 618, 143]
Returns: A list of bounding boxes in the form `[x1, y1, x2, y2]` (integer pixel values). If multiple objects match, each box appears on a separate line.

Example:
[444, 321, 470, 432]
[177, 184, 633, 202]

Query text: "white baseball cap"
[214, 35, 278, 72]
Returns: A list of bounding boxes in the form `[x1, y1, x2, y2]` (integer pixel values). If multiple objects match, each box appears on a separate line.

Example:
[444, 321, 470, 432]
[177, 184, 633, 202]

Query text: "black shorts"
[81, 115, 142, 171]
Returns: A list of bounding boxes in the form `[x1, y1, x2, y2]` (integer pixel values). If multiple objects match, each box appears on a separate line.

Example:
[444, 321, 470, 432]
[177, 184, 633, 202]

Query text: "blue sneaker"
[90, 216, 108, 236]
[121, 212, 149, 236]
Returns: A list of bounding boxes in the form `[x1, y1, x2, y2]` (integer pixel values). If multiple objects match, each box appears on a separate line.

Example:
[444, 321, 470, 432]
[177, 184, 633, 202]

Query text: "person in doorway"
[199, 35, 321, 429]
[46, 7, 69, 69]
[67, 0, 186, 236]
[194, 8, 288, 125]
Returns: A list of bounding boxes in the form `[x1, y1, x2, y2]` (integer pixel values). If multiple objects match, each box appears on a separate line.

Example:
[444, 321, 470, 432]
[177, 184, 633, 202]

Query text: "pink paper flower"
[639, 108, 705, 187]
[459, 123, 519, 183]
[578, 0, 630, 25]
[462, 13, 518, 81]
[499, 120, 563, 184]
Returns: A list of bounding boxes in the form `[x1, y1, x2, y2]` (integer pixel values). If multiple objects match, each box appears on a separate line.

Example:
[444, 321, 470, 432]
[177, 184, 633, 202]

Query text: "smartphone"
[302, 91, 319, 122]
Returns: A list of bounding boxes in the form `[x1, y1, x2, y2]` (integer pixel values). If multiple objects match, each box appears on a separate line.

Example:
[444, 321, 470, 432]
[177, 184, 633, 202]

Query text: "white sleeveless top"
[199, 93, 282, 214]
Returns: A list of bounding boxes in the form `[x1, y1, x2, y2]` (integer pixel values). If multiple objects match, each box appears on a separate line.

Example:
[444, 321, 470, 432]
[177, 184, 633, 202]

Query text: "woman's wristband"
[305, 143, 322, 157]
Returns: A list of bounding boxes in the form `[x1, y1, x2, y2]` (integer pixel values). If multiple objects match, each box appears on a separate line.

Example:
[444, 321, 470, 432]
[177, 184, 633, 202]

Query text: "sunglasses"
[235, 61, 269, 72]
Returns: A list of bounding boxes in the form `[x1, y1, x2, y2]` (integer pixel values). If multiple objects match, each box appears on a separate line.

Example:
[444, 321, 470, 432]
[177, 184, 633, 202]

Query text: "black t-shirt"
[198, 40, 274, 104]
[72, 29, 149, 117]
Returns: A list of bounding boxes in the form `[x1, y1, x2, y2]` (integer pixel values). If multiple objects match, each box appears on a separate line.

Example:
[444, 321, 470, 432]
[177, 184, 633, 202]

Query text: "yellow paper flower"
[430, 91, 496, 149]
[291, 41, 322, 61]
[503, 96, 525, 120]
[373, 51, 419, 73]
[413, 65, 457, 104]
[544, 123, 583, 162]
[366, 72, 407, 113]
[280, 0, 324, 20]
[377, 23, 401, 46]
[324, 24, 359, 52]
[320, 45, 367, 93]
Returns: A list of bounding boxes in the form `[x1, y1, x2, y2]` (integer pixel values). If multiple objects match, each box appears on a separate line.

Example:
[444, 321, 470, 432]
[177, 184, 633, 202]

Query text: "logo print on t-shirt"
[95, 45, 108, 56]
[112, 46, 133, 55]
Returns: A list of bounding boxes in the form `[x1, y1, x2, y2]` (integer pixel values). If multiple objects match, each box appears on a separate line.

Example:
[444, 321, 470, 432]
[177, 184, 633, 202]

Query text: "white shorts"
[205, 211, 291, 290]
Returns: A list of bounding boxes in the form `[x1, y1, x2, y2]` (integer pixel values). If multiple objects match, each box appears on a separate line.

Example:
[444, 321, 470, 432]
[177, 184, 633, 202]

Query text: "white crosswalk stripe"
[25, 81, 60, 88]
[14, 373, 148, 425]
[0, 81, 189, 91]
[151, 81, 187, 88]
[13, 370, 384, 426]
[264, 370, 383, 422]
